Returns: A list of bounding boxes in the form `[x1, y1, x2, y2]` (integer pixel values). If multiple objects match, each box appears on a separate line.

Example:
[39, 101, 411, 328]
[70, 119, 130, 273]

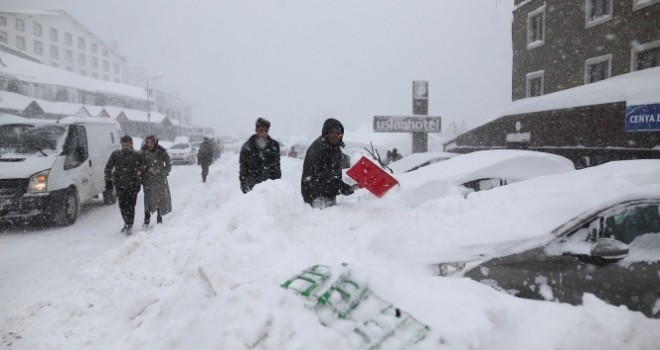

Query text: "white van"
[0, 116, 122, 226]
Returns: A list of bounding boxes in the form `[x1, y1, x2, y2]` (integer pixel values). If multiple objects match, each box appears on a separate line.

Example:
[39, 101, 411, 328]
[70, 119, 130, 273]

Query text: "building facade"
[445, 0, 660, 167]
[512, 0, 660, 100]
[0, 10, 127, 83]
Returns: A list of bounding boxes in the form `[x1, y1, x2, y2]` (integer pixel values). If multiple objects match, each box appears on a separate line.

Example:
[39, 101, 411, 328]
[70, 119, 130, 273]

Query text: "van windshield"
[15, 125, 66, 155]
[0, 124, 35, 154]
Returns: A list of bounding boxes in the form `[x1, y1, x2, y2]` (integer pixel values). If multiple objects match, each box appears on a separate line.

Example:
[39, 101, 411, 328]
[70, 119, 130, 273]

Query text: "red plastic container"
[346, 156, 399, 198]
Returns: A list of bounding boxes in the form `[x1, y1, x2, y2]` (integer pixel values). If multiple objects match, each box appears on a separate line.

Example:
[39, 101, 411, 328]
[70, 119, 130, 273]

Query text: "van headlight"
[28, 170, 50, 193]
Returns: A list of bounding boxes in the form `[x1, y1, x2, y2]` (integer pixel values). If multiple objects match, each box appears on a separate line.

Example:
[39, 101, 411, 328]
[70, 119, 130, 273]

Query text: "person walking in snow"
[301, 118, 357, 209]
[140, 135, 172, 228]
[197, 137, 214, 183]
[104, 135, 144, 235]
[239, 118, 281, 193]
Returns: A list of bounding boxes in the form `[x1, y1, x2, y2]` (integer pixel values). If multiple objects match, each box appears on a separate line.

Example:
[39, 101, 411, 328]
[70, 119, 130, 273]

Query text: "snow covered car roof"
[394, 149, 575, 206]
[387, 151, 458, 174]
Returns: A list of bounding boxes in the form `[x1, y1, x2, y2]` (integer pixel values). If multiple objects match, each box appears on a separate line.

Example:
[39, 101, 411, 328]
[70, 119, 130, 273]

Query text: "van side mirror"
[591, 238, 628, 261]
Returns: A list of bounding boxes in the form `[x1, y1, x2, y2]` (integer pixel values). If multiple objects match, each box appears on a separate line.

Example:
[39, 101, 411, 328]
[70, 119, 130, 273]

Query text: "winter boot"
[157, 214, 163, 224]
[125, 225, 133, 236]
[202, 175, 207, 183]
[121, 225, 128, 233]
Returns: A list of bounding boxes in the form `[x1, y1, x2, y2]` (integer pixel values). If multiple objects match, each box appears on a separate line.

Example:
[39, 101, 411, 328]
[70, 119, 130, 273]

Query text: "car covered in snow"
[393, 149, 575, 206]
[168, 140, 197, 165]
[386, 150, 458, 174]
[434, 160, 660, 318]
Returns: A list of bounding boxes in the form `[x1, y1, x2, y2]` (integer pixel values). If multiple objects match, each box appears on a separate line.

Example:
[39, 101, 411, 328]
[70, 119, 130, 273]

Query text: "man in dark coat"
[239, 118, 281, 193]
[301, 118, 357, 208]
[105, 135, 144, 235]
[140, 135, 172, 227]
[197, 137, 214, 183]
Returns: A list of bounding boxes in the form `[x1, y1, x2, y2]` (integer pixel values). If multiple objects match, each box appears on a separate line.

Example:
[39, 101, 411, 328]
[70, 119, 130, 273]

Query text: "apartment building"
[512, 0, 660, 100]
[445, 0, 660, 167]
[0, 10, 127, 83]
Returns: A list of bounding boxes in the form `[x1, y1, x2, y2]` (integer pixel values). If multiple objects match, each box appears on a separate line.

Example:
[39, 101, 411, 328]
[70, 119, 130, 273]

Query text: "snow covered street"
[2, 153, 660, 349]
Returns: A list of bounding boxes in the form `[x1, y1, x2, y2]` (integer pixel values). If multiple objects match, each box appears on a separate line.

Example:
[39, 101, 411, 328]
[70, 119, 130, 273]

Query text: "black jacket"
[239, 135, 281, 193]
[301, 119, 352, 205]
[197, 140, 214, 166]
[105, 149, 144, 191]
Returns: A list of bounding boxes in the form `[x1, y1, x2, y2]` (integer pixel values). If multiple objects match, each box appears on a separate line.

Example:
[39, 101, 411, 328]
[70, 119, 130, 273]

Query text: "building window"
[16, 36, 26, 50]
[113, 63, 119, 74]
[586, 0, 613, 27]
[0, 16, 6, 26]
[526, 70, 545, 97]
[92, 72, 98, 78]
[585, 54, 612, 83]
[91, 57, 98, 68]
[65, 33, 72, 46]
[15, 18, 25, 32]
[65, 49, 73, 62]
[52, 63, 59, 68]
[114, 78, 120, 83]
[103, 75, 109, 81]
[632, 39, 660, 71]
[50, 45, 58, 58]
[91, 43, 97, 53]
[633, 0, 660, 10]
[78, 37, 85, 50]
[50, 28, 58, 41]
[103, 60, 109, 71]
[34, 40, 43, 55]
[66, 66, 73, 72]
[0, 31, 7, 44]
[79, 53, 86, 65]
[103, 48, 109, 57]
[527, 5, 546, 49]
[33, 22, 42, 37]
[80, 69, 86, 76]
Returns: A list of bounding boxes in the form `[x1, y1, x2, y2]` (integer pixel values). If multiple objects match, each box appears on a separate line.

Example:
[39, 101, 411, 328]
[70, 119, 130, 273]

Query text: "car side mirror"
[591, 238, 628, 261]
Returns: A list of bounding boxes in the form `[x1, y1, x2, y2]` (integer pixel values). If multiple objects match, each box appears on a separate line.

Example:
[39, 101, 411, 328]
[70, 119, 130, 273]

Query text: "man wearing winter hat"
[239, 117, 282, 193]
[301, 118, 357, 208]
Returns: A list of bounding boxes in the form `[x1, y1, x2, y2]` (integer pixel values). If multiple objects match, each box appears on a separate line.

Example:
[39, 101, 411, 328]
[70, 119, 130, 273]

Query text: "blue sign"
[625, 103, 660, 132]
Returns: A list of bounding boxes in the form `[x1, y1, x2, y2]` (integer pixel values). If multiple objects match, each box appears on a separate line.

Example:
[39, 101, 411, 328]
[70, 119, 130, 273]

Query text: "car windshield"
[14, 125, 66, 155]
[171, 143, 190, 150]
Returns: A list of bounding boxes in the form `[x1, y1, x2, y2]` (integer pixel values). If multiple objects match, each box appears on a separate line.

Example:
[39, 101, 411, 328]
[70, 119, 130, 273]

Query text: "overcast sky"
[4, 0, 513, 140]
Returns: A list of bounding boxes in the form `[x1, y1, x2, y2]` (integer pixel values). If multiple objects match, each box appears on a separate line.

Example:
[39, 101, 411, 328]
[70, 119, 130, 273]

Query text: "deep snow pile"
[3, 154, 660, 349]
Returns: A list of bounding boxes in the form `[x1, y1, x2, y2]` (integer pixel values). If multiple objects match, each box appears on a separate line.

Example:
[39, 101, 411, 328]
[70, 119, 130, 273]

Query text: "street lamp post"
[145, 75, 164, 136]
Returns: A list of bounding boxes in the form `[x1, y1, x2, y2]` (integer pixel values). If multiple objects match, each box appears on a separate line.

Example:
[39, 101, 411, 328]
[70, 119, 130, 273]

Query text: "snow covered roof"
[0, 52, 145, 100]
[500, 67, 660, 118]
[0, 90, 36, 111]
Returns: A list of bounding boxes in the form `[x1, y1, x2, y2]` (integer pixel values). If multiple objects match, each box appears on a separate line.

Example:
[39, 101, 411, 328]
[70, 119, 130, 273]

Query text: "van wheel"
[53, 188, 79, 226]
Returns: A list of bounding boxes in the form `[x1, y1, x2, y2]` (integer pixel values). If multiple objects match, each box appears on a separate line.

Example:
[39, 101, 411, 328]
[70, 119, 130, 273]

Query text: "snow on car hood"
[0, 153, 56, 178]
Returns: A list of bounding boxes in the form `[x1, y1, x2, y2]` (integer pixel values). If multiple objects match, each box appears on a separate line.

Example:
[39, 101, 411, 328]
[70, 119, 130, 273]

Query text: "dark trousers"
[201, 163, 210, 179]
[144, 208, 161, 224]
[117, 187, 139, 226]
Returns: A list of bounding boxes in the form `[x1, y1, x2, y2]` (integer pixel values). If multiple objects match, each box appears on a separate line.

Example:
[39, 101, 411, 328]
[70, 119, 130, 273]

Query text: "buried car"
[387, 150, 458, 174]
[393, 149, 575, 206]
[436, 160, 660, 318]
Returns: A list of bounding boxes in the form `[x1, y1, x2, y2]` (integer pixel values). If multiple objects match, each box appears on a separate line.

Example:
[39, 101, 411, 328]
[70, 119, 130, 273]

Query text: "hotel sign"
[373, 116, 442, 133]
[625, 103, 660, 132]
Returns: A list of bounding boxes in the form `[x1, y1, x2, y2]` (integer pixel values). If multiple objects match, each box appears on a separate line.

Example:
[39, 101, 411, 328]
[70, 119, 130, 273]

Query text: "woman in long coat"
[141, 135, 172, 226]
